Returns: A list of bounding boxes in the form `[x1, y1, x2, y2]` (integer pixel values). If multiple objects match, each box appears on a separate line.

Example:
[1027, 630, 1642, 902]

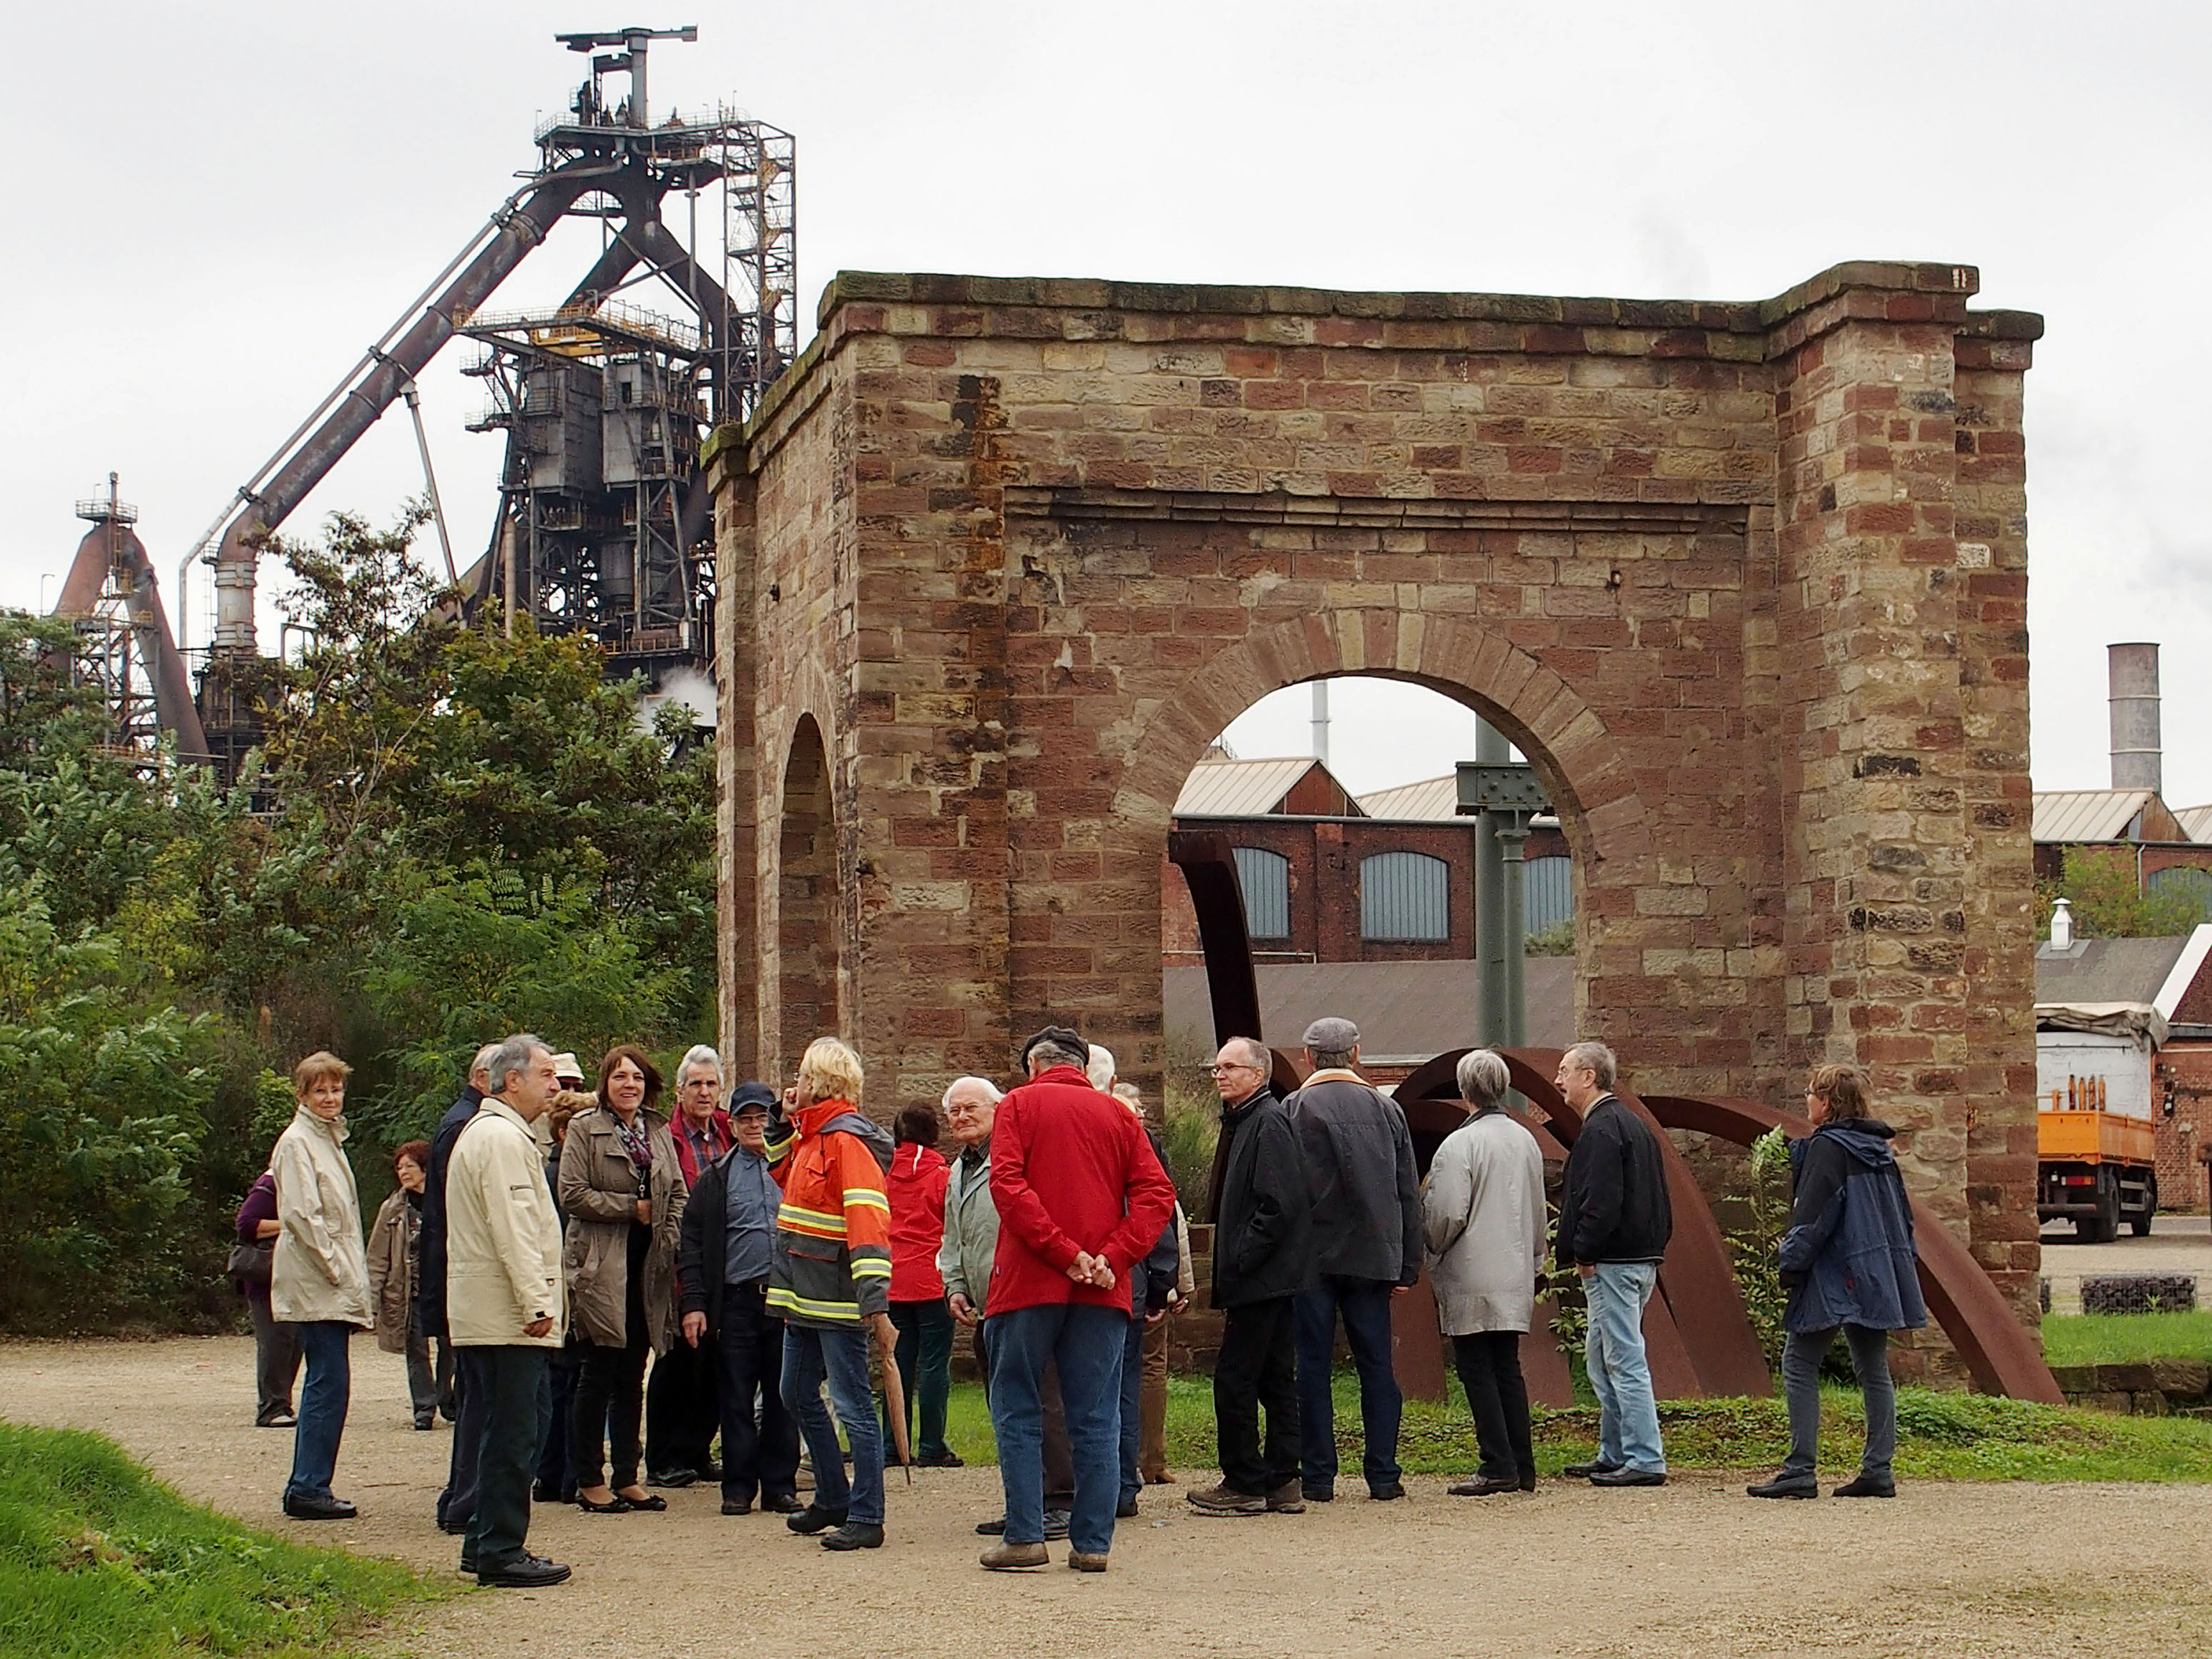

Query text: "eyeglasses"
[1207, 1063, 1261, 1075]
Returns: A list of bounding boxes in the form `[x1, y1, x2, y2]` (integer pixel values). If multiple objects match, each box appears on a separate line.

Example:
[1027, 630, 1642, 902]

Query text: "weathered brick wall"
[709, 263, 2045, 1326]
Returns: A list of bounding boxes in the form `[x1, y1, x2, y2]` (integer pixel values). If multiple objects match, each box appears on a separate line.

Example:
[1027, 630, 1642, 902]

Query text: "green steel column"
[1498, 814, 1530, 1047]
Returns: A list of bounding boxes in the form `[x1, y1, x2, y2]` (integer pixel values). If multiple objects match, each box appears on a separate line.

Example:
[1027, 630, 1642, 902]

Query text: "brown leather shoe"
[1066, 1550, 1108, 1572]
[981, 1541, 1050, 1570]
[1264, 1478, 1306, 1514]
[1448, 1476, 1521, 1497]
[1186, 1481, 1264, 1516]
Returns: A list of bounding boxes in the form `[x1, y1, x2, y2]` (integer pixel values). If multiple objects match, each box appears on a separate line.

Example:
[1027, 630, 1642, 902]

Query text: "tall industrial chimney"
[2108, 642, 2162, 793]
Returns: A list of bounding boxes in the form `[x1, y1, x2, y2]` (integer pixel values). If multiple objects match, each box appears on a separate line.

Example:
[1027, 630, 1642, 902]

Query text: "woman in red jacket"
[881, 1105, 959, 1467]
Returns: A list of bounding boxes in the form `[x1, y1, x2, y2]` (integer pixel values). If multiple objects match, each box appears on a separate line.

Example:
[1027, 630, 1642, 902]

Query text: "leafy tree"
[2036, 847, 2205, 940]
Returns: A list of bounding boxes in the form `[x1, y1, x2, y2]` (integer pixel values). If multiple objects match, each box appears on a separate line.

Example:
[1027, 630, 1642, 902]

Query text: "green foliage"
[0, 1420, 424, 1658]
[1539, 1207, 1587, 1356]
[1524, 918, 1575, 956]
[2038, 847, 2205, 939]
[0, 505, 717, 1332]
[2043, 1311, 2212, 1367]
[1157, 1034, 1222, 1209]
[357, 867, 684, 1142]
[1721, 1126, 1794, 1368]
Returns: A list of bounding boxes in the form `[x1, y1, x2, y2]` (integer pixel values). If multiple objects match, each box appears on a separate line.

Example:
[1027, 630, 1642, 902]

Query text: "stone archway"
[711, 264, 2045, 1325]
[772, 712, 843, 1080]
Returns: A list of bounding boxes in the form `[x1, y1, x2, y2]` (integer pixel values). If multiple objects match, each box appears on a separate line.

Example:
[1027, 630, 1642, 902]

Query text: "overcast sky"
[6, 2, 2207, 802]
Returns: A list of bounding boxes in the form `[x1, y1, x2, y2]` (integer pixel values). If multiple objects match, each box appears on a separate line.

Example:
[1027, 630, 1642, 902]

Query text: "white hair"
[1456, 1048, 1511, 1108]
[486, 1032, 549, 1097]
[1563, 1040, 1618, 1090]
[941, 1075, 1003, 1108]
[677, 1044, 724, 1087]
[1085, 1044, 1117, 1092]
[470, 1041, 502, 1083]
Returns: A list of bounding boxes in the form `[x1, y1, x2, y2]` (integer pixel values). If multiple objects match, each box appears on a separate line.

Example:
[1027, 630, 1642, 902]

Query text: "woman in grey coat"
[1422, 1049, 1547, 1496]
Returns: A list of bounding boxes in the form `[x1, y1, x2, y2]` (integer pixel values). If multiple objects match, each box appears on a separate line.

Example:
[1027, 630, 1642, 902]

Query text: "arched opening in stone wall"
[1156, 670, 1587, 1177]
[775, 713, 843, 1079]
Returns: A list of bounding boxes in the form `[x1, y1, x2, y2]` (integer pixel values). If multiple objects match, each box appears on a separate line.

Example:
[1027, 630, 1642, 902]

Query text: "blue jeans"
[1293, 1277, 1402, 1491]
[1119, 1307, 1147, 1503]
[986, 1303, 1127, 1555]
[780, 1323, 884, 1526]
[1583, 1262, 1665, 1473]
[1781, 1325, 1895, 1481]
[285, 1320, 353, 1504]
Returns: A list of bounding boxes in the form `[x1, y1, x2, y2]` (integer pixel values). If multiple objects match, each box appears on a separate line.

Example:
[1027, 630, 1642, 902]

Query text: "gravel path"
[6, 1335, 2211, 1658]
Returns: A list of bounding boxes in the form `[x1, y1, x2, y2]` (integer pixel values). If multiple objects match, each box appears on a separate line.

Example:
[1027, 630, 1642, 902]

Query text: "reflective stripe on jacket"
[765, 1099, 895, 1327]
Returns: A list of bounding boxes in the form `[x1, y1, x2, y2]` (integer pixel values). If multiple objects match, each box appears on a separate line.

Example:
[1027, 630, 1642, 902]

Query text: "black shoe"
[787, 1503, 848, 1535]
[721, 1498, 753, 1516]
[477, 1553, 573, 1588]
[821, 1521, 884, 1550]
[458, 1556, 476, 1576]
[436, 1515, 470, 1535]
[915, 1449, 965, 1468]
[692, 1461, 722, 1483]
[1832, 1474, 1896, 1498]
[1117, 1492, 1139, 1519]
[413, 1415, 436, 1430]
[1448, 1476, 1521, 1497]
[975, 1515, 1007, 1535]
[282, 1493, 357, 1521]
[575, 1493, 631, 1515]
[532, 1481, 560, 1504]
[1747, 1474, 1818, 1500]
[1369, 1481, 1405, 1501]
[1562, 1459, 1621, 1478]
[258, 1410, 297, 1429]
[1589, 1467, 1666, 1487]
[760, 1492, 805, 1514]
[646, 1467, 696, 1488]
[1519, 1473, 1537, 1492]
[1043, 1508, 1071, 1541]
[1302, 1482, 1335, 1503]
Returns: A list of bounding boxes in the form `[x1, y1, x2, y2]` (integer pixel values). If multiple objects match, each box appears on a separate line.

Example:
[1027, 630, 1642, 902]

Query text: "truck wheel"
[2129, 1172, 2158, 1238]
[2092, 1167, 2122, 1244]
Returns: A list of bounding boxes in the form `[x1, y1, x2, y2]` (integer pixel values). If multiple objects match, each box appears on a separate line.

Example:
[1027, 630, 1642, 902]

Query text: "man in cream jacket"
[446, 1032, 570, 1588]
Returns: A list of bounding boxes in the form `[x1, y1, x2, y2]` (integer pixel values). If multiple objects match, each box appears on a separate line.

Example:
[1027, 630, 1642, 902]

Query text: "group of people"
[236, 1013, 1929, 1585]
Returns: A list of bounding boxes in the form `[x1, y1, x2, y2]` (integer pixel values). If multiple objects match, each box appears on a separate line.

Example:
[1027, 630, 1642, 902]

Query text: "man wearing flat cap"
[1283, 1016, 1419, 1503]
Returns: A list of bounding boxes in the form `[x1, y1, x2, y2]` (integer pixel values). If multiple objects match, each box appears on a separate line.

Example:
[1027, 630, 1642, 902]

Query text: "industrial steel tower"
[48, 26, 795, 773]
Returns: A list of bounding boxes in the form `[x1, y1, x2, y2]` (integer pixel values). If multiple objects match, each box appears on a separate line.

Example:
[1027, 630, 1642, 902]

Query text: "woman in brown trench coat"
[559, 1045, 687, 1512]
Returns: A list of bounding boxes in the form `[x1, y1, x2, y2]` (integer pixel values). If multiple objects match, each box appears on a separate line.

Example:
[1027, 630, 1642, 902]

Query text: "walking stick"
[879, 1341, 913, 1483]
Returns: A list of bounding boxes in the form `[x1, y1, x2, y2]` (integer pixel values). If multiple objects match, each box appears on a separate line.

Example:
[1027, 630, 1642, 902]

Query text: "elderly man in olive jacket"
[1189, 1037, 1313, 1517]
[1283, 1015, 1419, 1503]
[446, 1034, 570, 1588]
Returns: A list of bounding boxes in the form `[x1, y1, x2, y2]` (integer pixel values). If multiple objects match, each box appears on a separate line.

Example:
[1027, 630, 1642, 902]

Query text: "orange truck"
[2035, 1003, 2164, 1242]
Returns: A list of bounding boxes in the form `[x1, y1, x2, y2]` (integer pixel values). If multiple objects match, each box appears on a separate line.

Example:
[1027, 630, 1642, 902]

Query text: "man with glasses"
[1187, 1037, 1313, 1517]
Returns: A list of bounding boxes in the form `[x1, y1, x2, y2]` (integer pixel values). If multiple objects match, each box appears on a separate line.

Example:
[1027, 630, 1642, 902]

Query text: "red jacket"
[986, 1065, 1177, 1318]
[887, 1142, 950, 1301]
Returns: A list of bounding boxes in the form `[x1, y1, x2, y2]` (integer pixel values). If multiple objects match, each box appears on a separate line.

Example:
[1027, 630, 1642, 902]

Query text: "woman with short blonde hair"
[270, 1051, 373, 1520]
[797, 1036, 865, 1108]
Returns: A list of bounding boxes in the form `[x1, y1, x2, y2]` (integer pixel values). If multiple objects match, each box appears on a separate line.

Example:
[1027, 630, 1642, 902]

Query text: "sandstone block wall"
[707, 263, 2046, 1324]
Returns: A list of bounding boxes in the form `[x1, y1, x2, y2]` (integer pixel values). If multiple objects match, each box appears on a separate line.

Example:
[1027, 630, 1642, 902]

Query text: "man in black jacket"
[1555, 1040, 1672, 1487]
[1283, 1016, 1418, 1503]
[676, 1083, 802, 1517]
[421, 1042, 499, 1535]
[1189, 1037, 1314, 1517]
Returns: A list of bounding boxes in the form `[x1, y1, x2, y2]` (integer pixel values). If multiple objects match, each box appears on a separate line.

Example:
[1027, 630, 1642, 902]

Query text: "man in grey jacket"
[1283, 1017, 1419, 1503]
[935, 1075, 1074, 1540]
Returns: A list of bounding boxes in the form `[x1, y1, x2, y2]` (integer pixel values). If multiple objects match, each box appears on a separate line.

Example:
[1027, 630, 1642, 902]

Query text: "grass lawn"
[934, 1372, 2212, 1484]
[0, 1419, 430, 1659]
[2042, 1311, 2212, 1367]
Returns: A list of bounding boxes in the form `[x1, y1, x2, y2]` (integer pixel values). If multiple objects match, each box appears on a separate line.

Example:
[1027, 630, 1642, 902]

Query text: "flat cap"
[1302, 1016, 1360, 1051]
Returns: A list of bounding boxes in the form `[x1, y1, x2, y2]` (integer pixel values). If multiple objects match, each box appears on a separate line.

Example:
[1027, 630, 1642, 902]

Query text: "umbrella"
[879, 1340, 913, 1483]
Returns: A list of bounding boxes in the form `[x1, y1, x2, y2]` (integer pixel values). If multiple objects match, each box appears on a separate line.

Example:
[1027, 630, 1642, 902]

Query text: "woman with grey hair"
[1422, 1048, 1547, 1496]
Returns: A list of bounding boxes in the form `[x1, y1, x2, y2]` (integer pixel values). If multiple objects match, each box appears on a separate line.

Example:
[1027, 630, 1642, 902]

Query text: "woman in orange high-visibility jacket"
[764, 1036, 896, 1551]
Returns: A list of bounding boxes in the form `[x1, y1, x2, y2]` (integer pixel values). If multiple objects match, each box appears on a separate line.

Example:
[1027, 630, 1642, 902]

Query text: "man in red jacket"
[981, 1026, 1176, 1574]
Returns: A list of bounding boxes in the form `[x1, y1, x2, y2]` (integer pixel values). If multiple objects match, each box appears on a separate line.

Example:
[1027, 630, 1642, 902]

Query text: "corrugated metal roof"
[2033, 935, 2190, 1006]
[2176, 804, 2212, 842]
[1354, 775, 1459, 821]
[1163, 956, 1576, 1063]
[1173, 756, 1332, 818]
[2032, 789, 2152, 844]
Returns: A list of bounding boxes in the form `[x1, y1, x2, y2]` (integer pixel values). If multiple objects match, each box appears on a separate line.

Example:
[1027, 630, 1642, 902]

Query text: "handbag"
[227, 1240, 274, 1286]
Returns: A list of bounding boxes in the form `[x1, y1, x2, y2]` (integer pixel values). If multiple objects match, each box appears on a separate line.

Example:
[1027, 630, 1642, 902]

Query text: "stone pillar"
[705, 430, 759, 1080]
[1772, 264, 2038, 1330]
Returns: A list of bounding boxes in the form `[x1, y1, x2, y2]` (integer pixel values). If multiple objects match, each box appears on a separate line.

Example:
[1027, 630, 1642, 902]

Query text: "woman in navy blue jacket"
[1748, 1063, 1927, 1501]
